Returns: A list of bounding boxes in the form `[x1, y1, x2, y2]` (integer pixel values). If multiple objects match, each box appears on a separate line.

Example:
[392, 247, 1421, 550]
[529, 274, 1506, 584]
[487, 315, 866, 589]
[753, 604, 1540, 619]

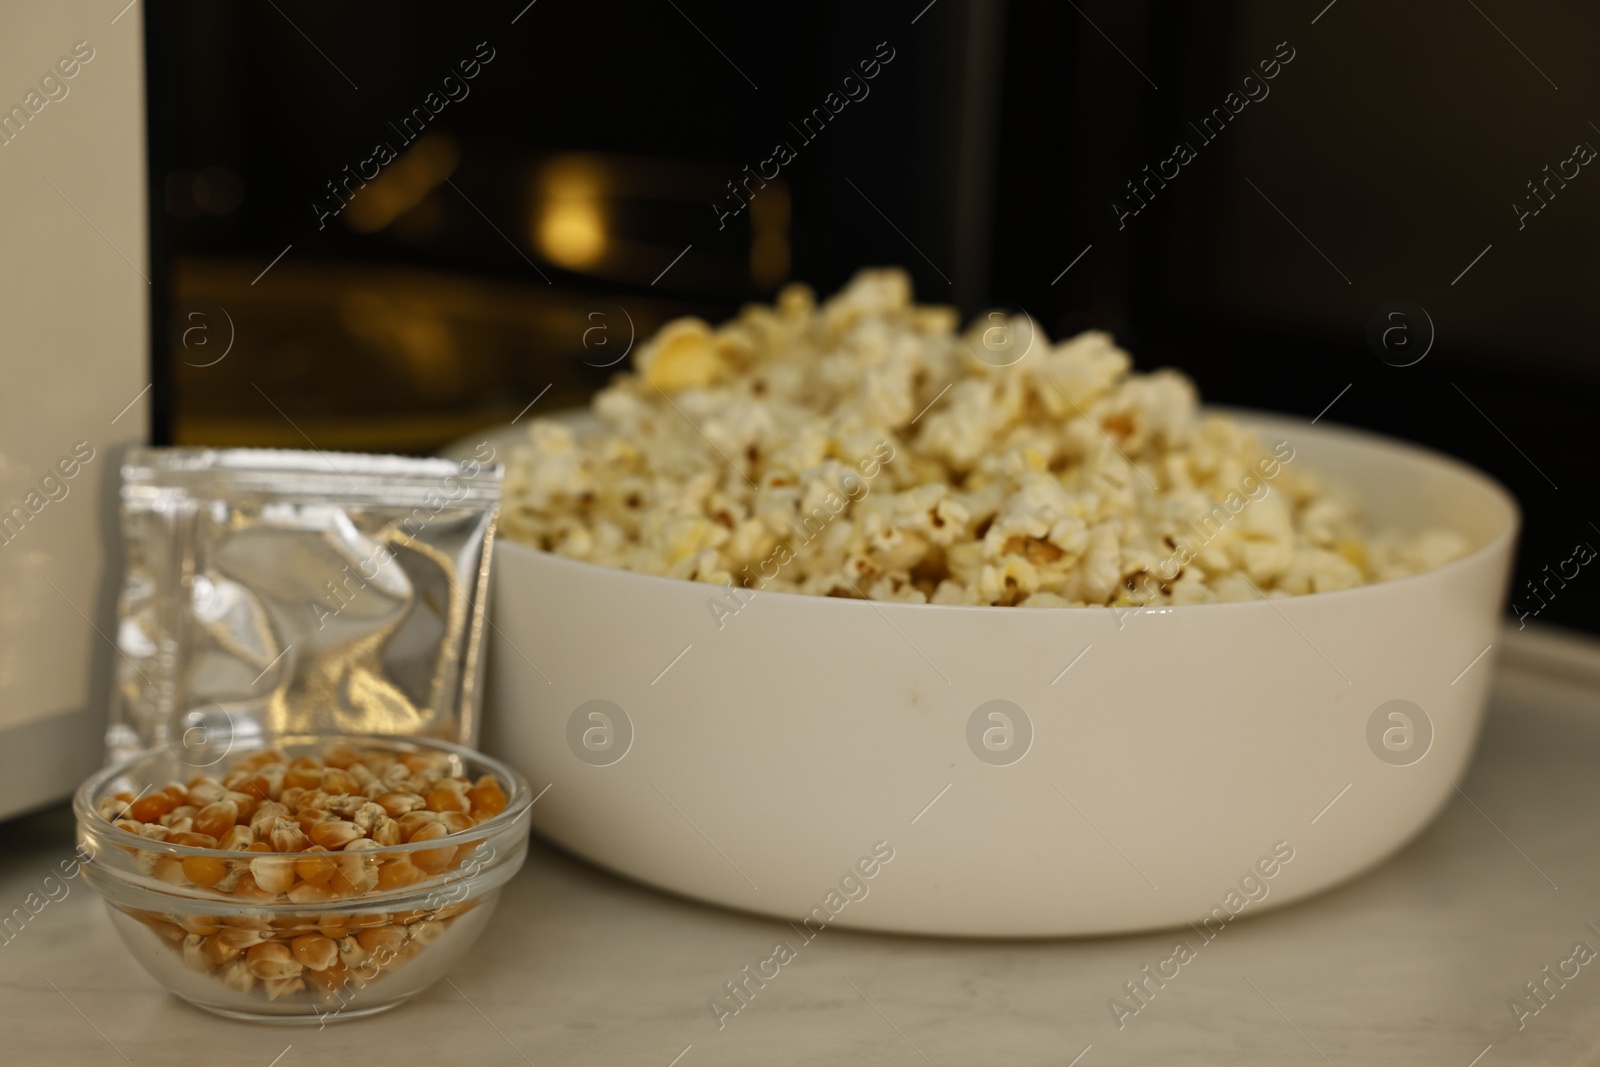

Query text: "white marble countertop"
[4, 627, 1599, 1066]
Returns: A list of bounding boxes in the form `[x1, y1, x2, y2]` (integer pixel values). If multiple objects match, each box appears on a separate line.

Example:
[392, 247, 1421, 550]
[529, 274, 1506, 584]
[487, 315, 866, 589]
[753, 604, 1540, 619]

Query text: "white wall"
[0, 1, 148, 817]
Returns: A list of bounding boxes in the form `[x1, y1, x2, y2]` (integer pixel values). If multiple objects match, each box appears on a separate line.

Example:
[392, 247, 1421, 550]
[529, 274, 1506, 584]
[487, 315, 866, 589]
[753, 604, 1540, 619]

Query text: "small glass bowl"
[73, 734, 532, 1024]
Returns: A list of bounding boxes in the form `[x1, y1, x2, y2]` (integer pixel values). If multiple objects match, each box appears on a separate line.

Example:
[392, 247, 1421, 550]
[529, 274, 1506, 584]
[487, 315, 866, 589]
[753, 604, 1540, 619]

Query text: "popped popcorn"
[502, 269, 1467, 607]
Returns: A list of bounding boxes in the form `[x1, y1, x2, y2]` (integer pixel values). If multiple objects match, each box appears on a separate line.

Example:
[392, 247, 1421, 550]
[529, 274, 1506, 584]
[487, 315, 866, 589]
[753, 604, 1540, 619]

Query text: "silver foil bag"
[110, 447, 501, 763]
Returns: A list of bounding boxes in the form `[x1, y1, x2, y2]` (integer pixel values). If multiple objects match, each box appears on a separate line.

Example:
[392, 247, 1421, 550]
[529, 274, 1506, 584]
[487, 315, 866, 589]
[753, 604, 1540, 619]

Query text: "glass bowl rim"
[73, 732, 533, 861]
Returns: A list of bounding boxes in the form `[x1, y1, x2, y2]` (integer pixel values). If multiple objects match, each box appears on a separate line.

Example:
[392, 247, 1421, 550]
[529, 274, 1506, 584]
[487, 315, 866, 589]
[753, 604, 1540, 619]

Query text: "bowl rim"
[494, 410, 1522, 618]
[73, 733, 533, 861]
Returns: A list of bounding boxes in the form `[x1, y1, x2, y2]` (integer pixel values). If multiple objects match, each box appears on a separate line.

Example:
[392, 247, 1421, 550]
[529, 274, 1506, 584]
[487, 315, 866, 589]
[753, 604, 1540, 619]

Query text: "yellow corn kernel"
[248, 801, 289, 836]
[290, 933, 339, 972]
[376, 791, 425, 818]
[431, 900, 474, 922]
[269, 818, 310, 853]
[322, 743, 361, 769]
[468, 776, 508, 818]
[245, 941, 303, 980]
[223, 790, 260, 823]
[425, 782, 470, 814]
[230, 871, 274, 902]
[269, 914, 315, 937]
[192, 799, 238, 840]
[215, 924, 271, 950]
[400, 751, 448, 775]
[95, 797, 128, 821]
[181, 934, 212, 971]
[408, 821, 454, 873]
[230, 773, 273, 802]
[437, 811, 474, 835]
[201, 934, 243, 967]
[161, 804, 197, 827]
[354, 924, 407, 957]
[336, 935, 367, 968]
[181, 855, 228, 888]
[321, 768, 358, 796]
[294, 847, 338, 885]
[396, 811, 440, 840]
[264, 975, 307, 1001]
[410, 918, 447, 946]
[375, 856, 425, 890]
[453, 840, 487, 868]
[318, 916, 353, 941]
[284, 757, 323, 791]
[151, 855, 187, 886]
[333, 848, 380, 896]
[309, 819, 366, 850]
[305, 961, 349, 993]
[186, 777, 226, 804]
[294, 807, 334, 832]
[127, 793, 174, 823]
[250, 854, 297, 895]
[351, 802, 388, 833]
[210, 865, 246, 894]
[219, 959, 256, 993]
[238, 748, 286, 770]
[287, 881, 339, 905]
[217, 825, 254, 851]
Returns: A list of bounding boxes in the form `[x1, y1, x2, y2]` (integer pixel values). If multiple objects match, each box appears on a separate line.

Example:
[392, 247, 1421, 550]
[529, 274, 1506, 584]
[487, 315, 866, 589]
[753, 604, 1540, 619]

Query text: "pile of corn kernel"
[96, 744, 507, 1002]
[502, 268, 1468, 607]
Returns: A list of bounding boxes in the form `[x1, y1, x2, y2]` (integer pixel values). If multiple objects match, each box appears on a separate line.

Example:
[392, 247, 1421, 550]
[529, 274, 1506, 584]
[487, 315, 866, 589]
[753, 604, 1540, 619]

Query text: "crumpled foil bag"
[108, 447, 501, 764]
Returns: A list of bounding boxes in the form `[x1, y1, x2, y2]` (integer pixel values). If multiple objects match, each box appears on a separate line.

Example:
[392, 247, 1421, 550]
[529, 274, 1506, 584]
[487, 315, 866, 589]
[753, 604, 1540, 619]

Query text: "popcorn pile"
[502, 269, 1467, 607]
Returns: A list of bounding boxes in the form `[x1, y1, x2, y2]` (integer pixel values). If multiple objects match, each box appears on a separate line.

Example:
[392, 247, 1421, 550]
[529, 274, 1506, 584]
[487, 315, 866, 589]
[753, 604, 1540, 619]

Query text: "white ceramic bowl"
[479, 413, 1517, 936]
